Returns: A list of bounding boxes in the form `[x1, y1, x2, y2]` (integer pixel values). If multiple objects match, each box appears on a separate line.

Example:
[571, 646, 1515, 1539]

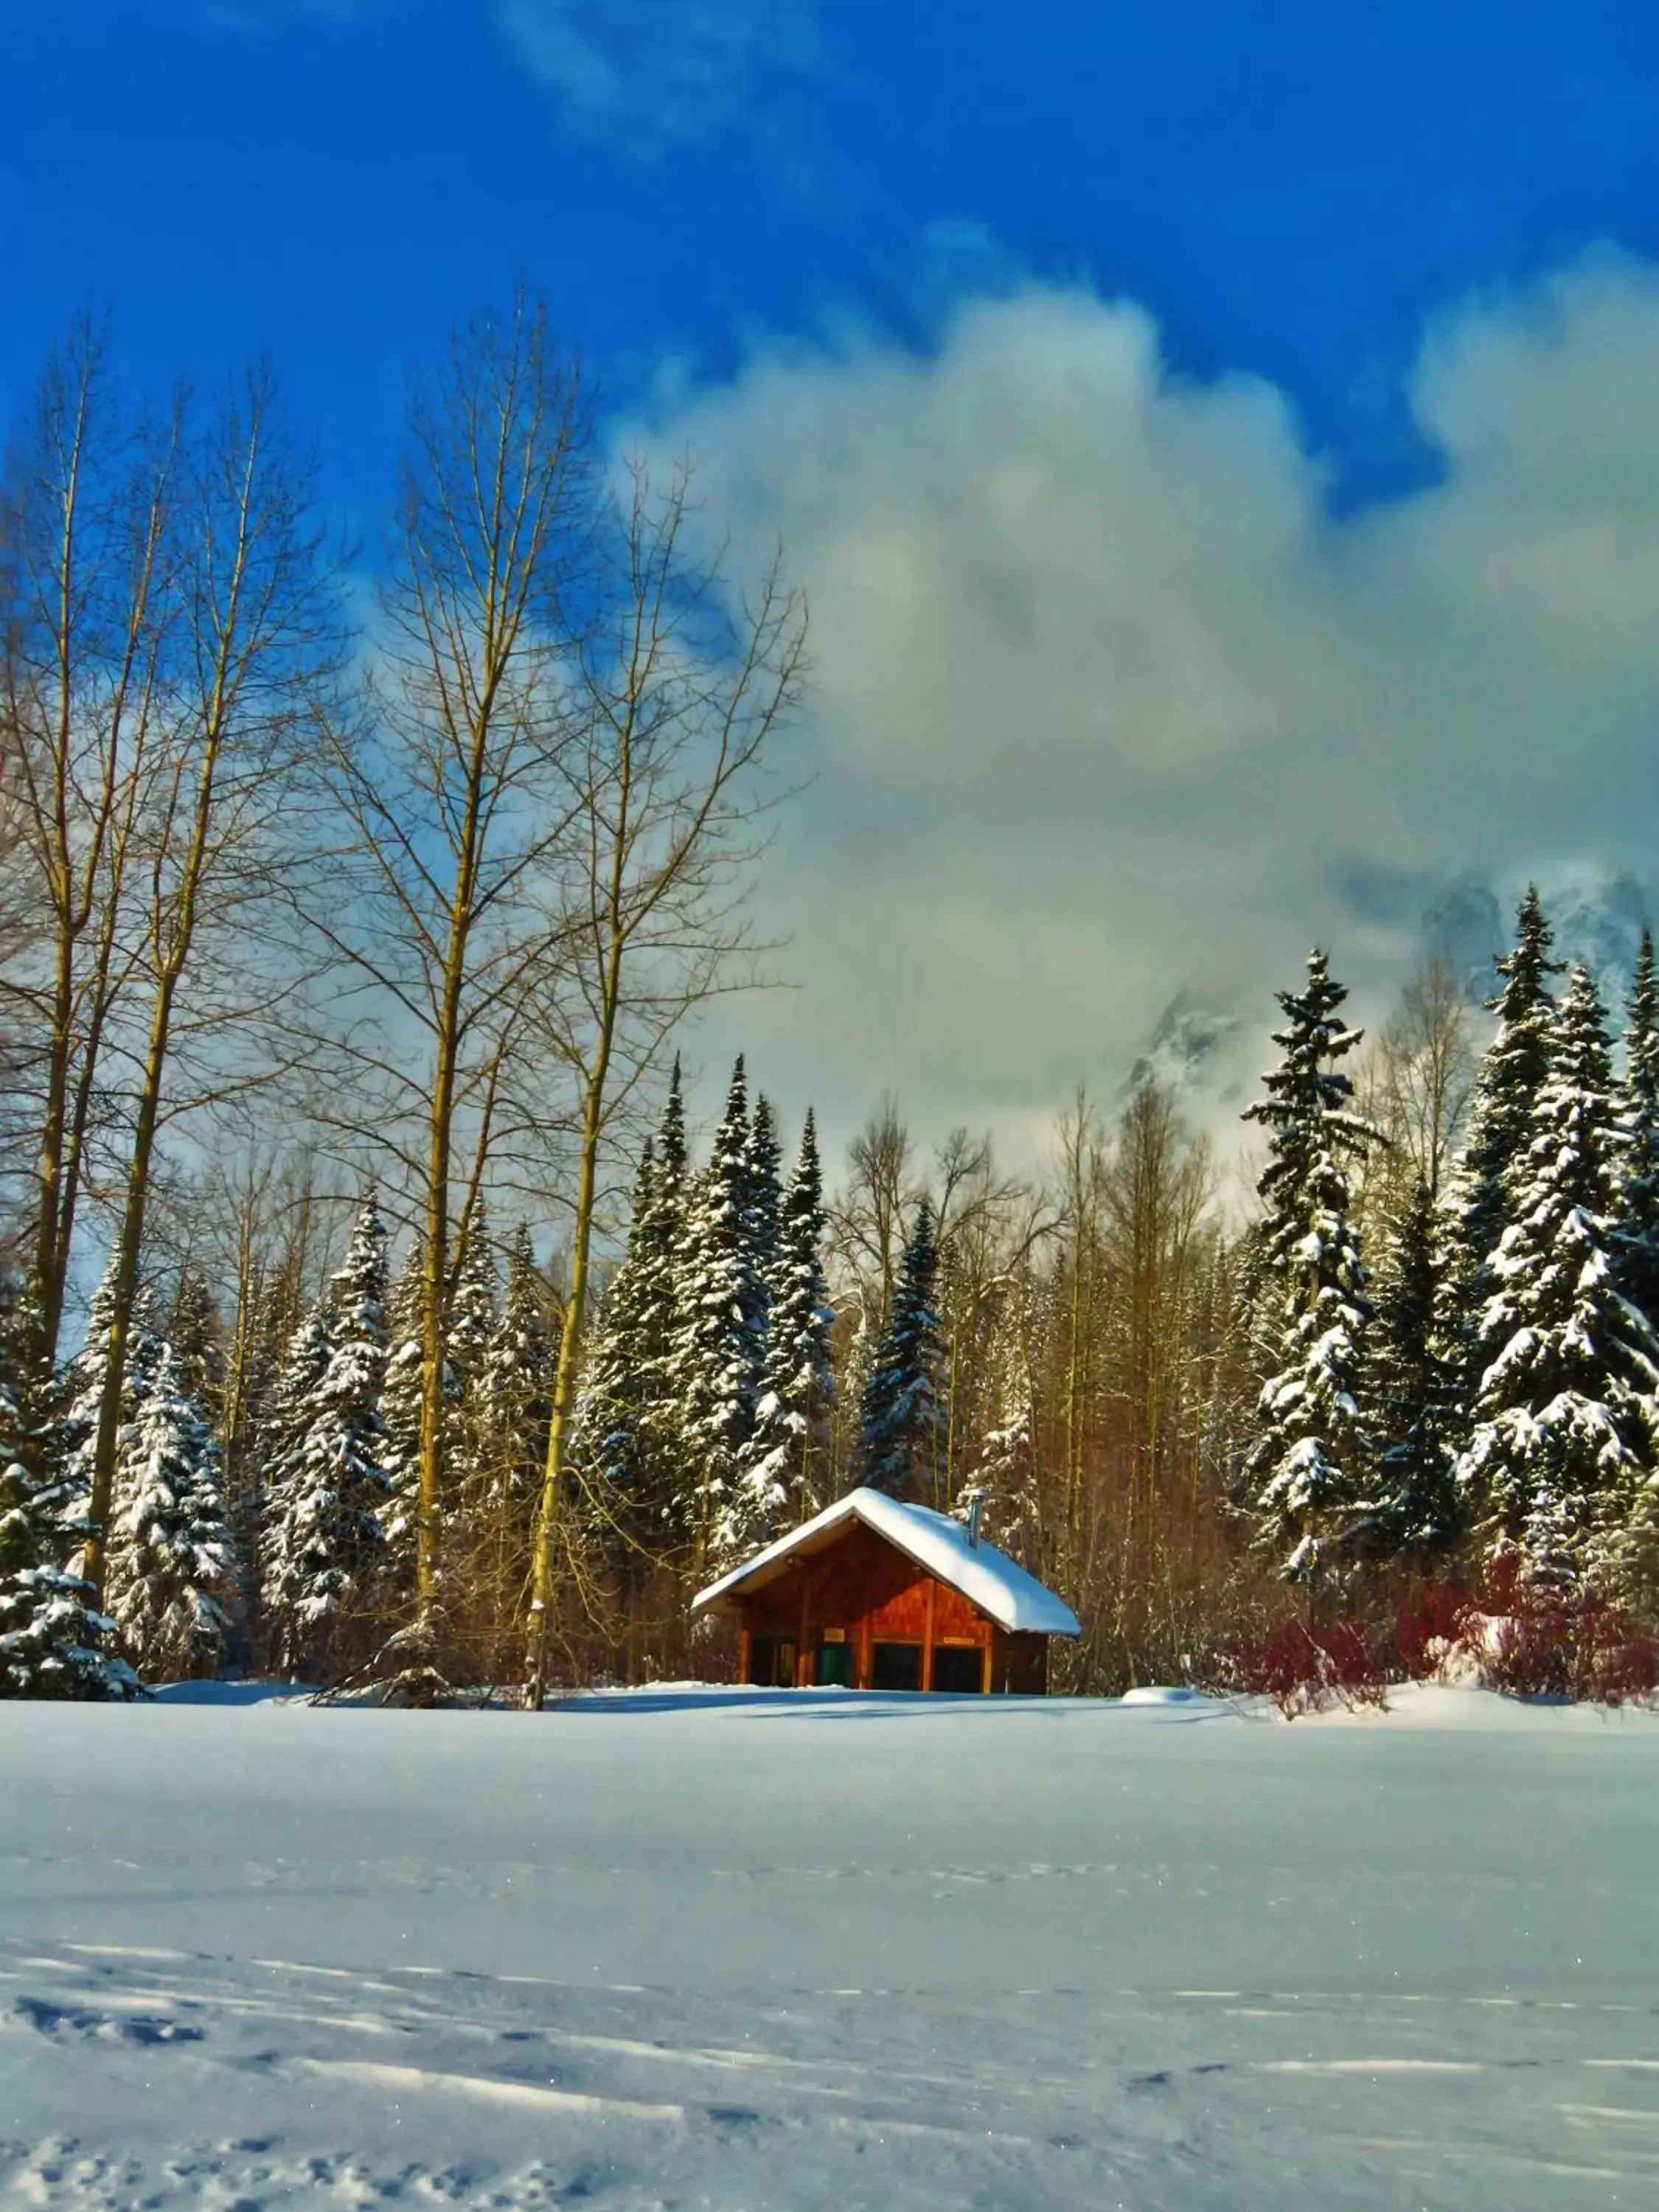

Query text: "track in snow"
[0, 1684, 1655, 2208]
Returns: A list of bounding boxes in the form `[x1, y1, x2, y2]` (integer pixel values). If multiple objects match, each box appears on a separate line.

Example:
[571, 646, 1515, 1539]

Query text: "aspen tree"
[522, 459, 804, 1705]
[80, 371, 337, 1607]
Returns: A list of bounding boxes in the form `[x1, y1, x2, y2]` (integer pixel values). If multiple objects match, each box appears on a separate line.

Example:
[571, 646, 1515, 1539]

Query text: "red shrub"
[1454, 1561, 1658, 1705]
[1395, 1583, 1476, 1680]
[1237, 1616, 1388, 1717]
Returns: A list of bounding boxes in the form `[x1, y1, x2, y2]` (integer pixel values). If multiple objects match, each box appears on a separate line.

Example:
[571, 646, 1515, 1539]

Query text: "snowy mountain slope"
[1121, 869, 1658, 1142]
[1419, 867, 1653, 1005]
[0, 1686, 1655, 2211]
[1119, 989, 1247, 1105]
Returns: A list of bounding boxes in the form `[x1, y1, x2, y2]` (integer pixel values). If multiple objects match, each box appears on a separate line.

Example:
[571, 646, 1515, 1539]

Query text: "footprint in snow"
[10, 1995, 204, 2046]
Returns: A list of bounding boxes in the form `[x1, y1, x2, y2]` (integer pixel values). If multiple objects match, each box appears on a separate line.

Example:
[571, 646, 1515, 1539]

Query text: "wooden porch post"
[737, 1626, 751, 1686]
[796, 1562, 812, 1688]
[921, 1579, 936, 1694]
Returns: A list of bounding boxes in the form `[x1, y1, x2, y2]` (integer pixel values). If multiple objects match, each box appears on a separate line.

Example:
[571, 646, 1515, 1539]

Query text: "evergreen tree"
[1452, 886, 1562, 1372]
[165, 1267, 224, 1415]
[379, 1236, 426, 1599]
[856, 1198, 945, 1503]
[729, 1109, 836, 1550]
[220, 1228, 312, 1666]
[484, 1222, 553, 1516]
[260, 1202, 392, 1681]
[59, 1252, 123, 1518]
[257, 1306, 335, 1666]
[261, 1306, 350, 1678]
[106, 1342, 235, 1680]
[678, 1059, 767, 1561]
[445, 1206, 501, 1534]
[0, 1279, 136, 1700]
[658, 1052, 689, 1200]
[448, 1207, 499, 1403]
[1616, 926, 1659, 1332]
[741, 1092, 784, 1339]
[1454, 966, 1659, 1601]
[743, 1115, 836, 1531]
[1241, 948, 1374, 1594]
[572, 1143, 665, 1554]
[1359, 1178, 1461, 1558]
[633, 1071, 693, 1531]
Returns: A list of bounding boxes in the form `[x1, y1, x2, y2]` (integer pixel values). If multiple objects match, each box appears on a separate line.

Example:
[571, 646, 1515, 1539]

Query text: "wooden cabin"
[690, 1487, 1081, 1694]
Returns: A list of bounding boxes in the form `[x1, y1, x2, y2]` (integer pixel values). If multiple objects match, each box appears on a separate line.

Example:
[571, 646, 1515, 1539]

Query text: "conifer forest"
[5, 311, 1659, 1709]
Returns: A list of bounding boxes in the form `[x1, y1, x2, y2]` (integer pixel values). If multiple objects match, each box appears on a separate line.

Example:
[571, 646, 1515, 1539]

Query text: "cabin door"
[747, 1635, 798, 1687]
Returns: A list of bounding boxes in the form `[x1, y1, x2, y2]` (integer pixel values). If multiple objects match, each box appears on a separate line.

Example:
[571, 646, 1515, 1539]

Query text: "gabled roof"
[690, 1486, 1081, 1638]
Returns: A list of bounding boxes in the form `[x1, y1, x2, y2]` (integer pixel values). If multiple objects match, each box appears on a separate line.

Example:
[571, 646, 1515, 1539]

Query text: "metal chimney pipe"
[964, 1488, 986, 1548]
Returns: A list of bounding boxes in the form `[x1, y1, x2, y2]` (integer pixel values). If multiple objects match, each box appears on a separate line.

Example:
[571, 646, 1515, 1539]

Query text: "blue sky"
[10, 3, 1656, 514]
[8, 1, 1659, 1158]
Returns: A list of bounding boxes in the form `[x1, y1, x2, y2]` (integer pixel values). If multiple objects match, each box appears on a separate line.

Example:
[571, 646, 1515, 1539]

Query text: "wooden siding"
[727, 1520, 1054, 1694]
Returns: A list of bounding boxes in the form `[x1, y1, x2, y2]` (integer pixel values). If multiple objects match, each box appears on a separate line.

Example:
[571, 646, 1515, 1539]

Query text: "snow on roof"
[691, 1486, 1082, 1638]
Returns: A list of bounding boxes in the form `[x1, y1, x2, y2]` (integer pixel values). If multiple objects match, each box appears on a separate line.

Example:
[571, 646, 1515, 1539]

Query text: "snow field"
[0, 1684, 1656, 2210]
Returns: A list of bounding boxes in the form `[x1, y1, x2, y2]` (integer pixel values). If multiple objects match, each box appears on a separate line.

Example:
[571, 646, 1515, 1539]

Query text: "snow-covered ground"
[1, 1683, 1656, 2210]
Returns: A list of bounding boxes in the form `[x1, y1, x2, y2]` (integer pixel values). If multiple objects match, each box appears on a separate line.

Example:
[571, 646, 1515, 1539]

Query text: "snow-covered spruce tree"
[165, 1267, 224, 1415]
[658, 1052, 690, 1207]
[1451, 886, 1562, 1382]
[333, 1197, 392, 1397]
[105, 1342, 235, 1680]
[1240, 948, 1375, 1601]
[444, 1208, 501, 1560]
[483, 1222, 552, 1517]
[728, 1108, 836, 1553]
[260, 1203, 392, 1683]
[678, 1059, 768, 1566]
[574, 1062, 700, 1569]
[257, 1304, 333, 1667]
[571, 1141, 664, 1557]
[1453, 964, 1659, 1606]
[1615, 926, 1659, 1335]
[0, 1279, 136, 1700]
[448, 1207, 499, 1408]
[58, 1251, 123, 1518]
[855, 1198, 945, 1505]
[742, 1092, 784, 1338]
[378, 1236, 426, 1603]
[633, 1068, 693, 1532]
[1358, 1177, 1461, 1560]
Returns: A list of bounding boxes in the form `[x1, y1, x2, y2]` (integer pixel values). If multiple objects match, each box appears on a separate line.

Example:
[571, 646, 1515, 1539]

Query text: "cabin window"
[815, 1641, 853, 1687]
[931, 1643, 985, 1694]
[871, 1641, 923, 1691]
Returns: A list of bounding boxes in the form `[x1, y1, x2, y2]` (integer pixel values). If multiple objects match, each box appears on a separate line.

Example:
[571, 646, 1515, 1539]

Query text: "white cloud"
[204, 0, 817, 150]
[636, 252, 1659, 1173]
[493, 0, 817, 152]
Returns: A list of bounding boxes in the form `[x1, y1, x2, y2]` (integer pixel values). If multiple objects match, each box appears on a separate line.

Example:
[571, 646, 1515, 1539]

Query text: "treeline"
[7, 833, 1658, 1699]
[1233, 897, 1659, 1694]
[4, 313, 1659, 1705]
[0, 297, 805, 1703]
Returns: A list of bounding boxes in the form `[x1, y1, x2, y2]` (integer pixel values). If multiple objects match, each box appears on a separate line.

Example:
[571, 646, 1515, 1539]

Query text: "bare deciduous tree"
[80, 367, 339, 1604]
[1377, 953, 1477, 1199]
[523, 454, 807, 1707]
[0, 322, 180, 1361]
[308, 298, 590, 1657]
